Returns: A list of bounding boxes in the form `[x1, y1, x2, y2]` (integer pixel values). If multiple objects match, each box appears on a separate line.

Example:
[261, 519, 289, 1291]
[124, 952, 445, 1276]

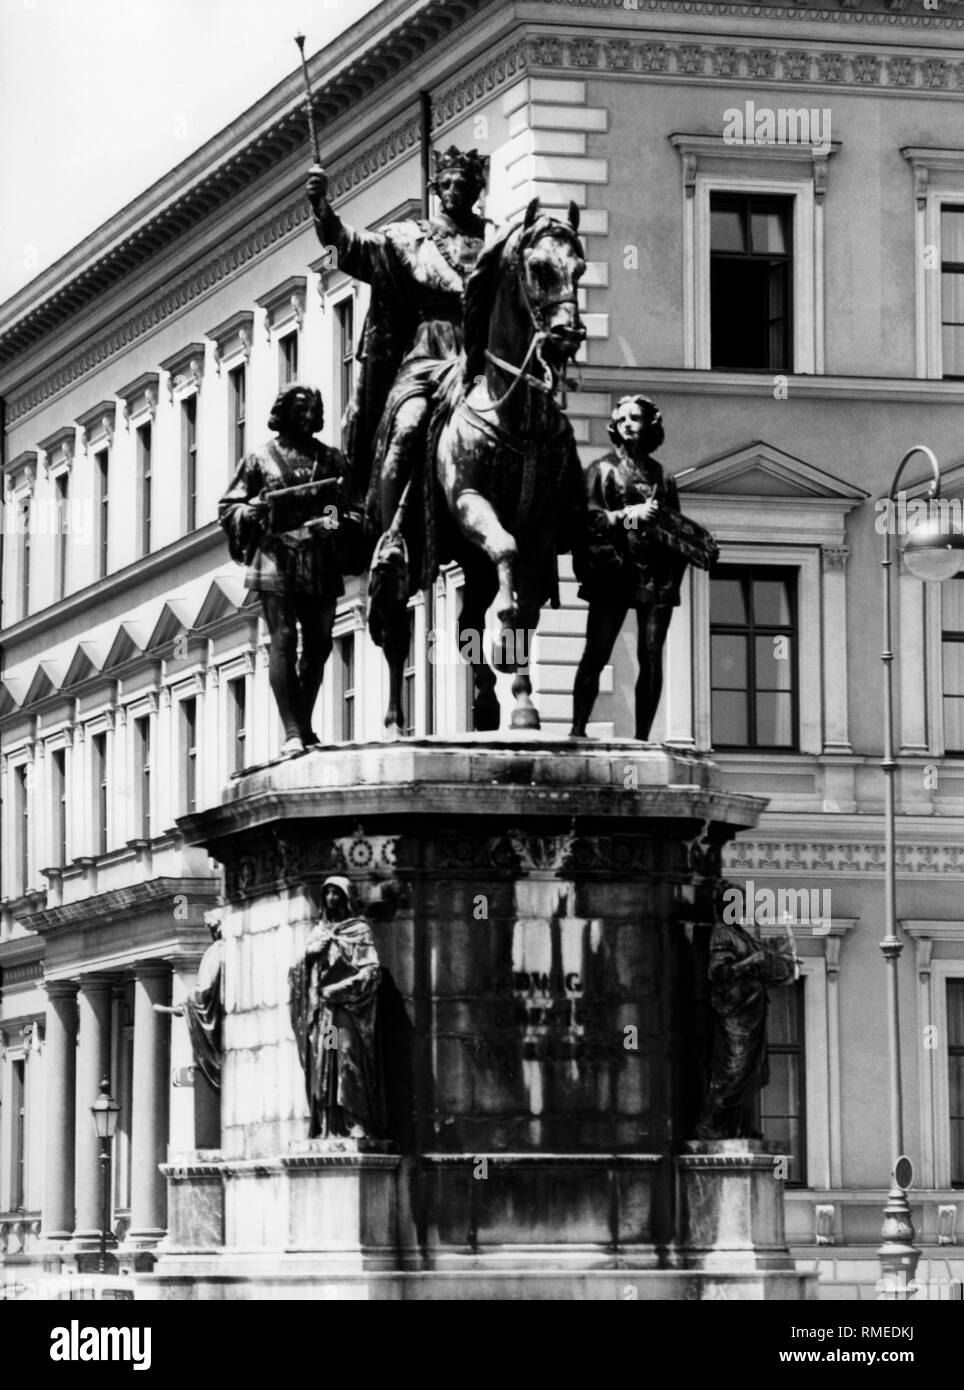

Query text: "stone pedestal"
[145, 739, 814, 1299]
[677, 1140, 796, 1274]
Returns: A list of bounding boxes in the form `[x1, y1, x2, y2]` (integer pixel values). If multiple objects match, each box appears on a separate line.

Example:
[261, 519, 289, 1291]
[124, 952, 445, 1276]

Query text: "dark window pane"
[711, 634, 748, 690]
[752, 208, 788, 255]
[711, 260, 774, 369]
[944, 581, 964, 632]
[711, 690, 749, 745]
[942, 208, 964, 265]
[711, 206, 745, 252]
[949, 980, 964, 1047]
[942, 325, 964, 378]
[710, 577, 746, 626]
[756, 691, 794, 746]
[945, 697, 964, 752]
[945, 642, 964, 698]
[752, 578, 792, 626]
[942, 272, 964, 324]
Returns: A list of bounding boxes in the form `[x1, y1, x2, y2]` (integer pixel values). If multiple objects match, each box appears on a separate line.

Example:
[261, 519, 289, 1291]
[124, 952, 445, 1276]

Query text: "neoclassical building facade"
[3, 0, 964, 1295]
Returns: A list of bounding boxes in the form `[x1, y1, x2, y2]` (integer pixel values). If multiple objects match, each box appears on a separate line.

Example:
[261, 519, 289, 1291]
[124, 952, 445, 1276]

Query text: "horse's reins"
[474, 220, 582, 414]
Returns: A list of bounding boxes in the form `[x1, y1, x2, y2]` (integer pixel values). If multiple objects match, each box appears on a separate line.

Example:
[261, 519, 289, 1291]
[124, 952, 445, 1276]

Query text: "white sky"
[0, 0, 383, 305]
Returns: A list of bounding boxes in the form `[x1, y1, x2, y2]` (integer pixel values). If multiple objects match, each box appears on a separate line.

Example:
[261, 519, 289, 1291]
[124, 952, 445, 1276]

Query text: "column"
[72, 976, 113, 1242]
[42, 982, 78, 1241]
[821, 546, 853, 753]
[127, 965, 170, 1245]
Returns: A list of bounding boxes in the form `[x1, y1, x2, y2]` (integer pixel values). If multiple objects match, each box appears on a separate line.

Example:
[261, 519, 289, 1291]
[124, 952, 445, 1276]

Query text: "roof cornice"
[0, 0, 493, 365]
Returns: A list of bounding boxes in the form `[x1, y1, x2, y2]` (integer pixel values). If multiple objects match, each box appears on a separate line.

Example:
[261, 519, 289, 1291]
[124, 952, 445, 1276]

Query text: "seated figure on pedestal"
[218, 384, 357, 757]
[288, 876, 386, 1141]
[696, 883, 800, 1140]
[570, 395, 718, 741]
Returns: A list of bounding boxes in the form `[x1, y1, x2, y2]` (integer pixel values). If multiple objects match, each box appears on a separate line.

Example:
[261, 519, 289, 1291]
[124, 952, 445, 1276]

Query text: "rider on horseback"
[306, 146, 491, 578]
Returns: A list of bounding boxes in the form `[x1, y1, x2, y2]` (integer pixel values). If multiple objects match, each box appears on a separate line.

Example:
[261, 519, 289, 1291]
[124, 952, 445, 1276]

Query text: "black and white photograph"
[0, 0, 962, 1337]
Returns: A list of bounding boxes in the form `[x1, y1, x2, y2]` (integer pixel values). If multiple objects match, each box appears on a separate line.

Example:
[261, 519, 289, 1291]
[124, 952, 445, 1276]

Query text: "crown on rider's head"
[431, 146, 489, 189]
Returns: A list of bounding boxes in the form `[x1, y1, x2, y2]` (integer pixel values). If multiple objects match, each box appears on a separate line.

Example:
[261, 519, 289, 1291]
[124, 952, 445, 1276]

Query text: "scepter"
[294, 32, 322, 166]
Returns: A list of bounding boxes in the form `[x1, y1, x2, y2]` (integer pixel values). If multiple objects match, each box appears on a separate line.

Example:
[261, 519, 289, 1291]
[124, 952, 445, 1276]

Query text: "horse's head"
[514, 197, 587, 372]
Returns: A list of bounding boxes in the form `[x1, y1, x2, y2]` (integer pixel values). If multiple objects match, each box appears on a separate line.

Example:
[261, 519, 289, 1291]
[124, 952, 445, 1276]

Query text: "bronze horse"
[378, 199, 587, 732]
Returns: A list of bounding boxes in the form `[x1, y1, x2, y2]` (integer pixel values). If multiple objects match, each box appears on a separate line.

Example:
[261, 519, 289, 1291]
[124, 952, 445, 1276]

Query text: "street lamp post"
[90, 1077, 120, 1275]
[879, 445, 964, 1295]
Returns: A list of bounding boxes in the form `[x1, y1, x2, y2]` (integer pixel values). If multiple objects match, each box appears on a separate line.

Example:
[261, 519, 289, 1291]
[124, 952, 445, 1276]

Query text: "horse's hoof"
[473, 698, 500, 733]
[510, 707, 541, 731]
[279, 736, 306, 758]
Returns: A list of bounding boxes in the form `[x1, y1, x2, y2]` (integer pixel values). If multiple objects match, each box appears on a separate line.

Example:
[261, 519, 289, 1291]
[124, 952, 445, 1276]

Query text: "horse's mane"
[462, 219, 519, 385]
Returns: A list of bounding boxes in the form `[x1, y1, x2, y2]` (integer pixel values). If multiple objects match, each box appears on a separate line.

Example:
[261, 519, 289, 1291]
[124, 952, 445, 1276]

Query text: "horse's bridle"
[477, 219, 584, 412]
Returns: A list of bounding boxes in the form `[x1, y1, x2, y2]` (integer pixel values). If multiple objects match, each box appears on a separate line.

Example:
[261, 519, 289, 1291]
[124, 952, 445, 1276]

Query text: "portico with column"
[21, 879, 218, 1269]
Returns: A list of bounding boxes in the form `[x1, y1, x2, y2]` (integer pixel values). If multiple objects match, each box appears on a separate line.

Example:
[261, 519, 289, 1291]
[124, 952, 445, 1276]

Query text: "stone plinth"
[147, 739, 813, 1298]
[677, 1140, 795, 1271]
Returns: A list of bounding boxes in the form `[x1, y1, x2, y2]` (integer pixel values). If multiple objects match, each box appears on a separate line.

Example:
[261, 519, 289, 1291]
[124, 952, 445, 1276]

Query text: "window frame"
[136, 420, 153, 559]
[228, 363, 246, 469]
[226, 673, 248, 776]
[91, 728, 109, 855]
[336, 632, 356, 743]
[181, 392, 199, 534]
[709, 192, 794, 373]
[709, 563, 800, 752]
[670, 135, 836, 377]
[179, 695, 199, 816]
[54, 470, 69, 601]
[278, 330, 299, 389]
[94, 448, 110, 579]
[51, 745, 67, 867]
[334, 294, 356, 426]
[759, 974, 808, 1186]
[692, 546, 821, 755]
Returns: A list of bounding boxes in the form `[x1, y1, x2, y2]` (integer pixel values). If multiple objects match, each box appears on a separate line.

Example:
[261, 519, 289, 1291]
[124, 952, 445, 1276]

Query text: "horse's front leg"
[454, 490, 519, 633]
[383, 614, 409, 734]
[459, 564, 500, 731]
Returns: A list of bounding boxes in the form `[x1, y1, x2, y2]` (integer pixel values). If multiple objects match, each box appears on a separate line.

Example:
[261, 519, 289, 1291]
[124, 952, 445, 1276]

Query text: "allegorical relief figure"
[696, 885, 800, 1141]
[571, 395, 718, 741]
[288, 876, 386, 1140]
[218, 384, 358, 757]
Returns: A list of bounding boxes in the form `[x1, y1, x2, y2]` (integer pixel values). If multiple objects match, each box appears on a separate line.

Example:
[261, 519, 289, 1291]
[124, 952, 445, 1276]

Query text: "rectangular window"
[19, 500, 30, 619]
[10, 1057, 26, 1212]
[52, 747, 67, 867]
[55, 472, 69, 601]
[279, 332, 299, 388]
[941, 208, 964, 380]
[401, 612, 417, 738]
[710, 566, 798, 750]
[226, 677, 247, 775]
[949, 980, 964, 1187]
[136, 422, 152, 557]
[92, 732, 108, 855]
[337, 635, 355, 742]
[710, 194, 792, 371]
[95, 450, 109, 579]
[181, 697, 198, 814]
[182, 395, 198, 533]
[134, 715, 151, 840]
[229, 364, 246, 465]
[14, 764, 29, 894]
[337, 298, 355, 420]
[942, 580, 964, 753]
[760, 976, 807, 1186]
